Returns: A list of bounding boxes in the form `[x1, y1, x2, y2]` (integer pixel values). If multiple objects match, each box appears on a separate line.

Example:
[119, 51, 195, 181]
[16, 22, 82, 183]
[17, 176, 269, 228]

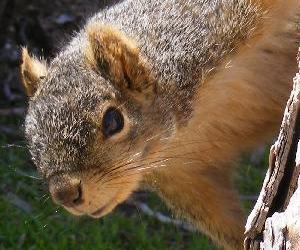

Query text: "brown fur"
[85, 24, 155, 99]
[21, 0, 300, 249]
[20, 48, 47, 96]
[146, 0, 300, 248]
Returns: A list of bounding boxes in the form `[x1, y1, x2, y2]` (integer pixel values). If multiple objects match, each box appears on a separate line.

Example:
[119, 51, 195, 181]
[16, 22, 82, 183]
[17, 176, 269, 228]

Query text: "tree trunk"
[244, 50, 300, 249]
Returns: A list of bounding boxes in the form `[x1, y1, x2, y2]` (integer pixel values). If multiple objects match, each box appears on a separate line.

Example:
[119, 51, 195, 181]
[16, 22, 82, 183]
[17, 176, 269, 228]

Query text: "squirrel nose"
[49, 176, 83, 207]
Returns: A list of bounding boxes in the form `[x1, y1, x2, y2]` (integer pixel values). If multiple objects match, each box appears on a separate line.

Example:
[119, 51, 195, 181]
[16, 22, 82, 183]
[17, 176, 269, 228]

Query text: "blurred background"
[0, 1, 268, 249]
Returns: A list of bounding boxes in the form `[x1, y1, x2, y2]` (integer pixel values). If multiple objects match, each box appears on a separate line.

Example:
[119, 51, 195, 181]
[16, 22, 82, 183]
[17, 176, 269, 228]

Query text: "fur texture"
[22, 0, 300, 249]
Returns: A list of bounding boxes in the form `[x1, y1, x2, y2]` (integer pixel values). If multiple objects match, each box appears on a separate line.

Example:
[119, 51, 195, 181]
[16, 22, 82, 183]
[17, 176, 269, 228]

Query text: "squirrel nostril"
[72, 183, 83, 205]
[49, 178, 83, 207]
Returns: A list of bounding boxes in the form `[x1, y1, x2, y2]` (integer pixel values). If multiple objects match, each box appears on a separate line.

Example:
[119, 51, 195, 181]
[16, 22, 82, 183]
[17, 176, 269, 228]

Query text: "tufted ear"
[20, 48, 47, 97]
[85, 24, 155, 95]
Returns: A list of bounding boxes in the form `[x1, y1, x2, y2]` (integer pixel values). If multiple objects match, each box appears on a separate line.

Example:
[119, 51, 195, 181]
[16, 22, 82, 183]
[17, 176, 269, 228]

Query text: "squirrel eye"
[102, 107, 124, 138]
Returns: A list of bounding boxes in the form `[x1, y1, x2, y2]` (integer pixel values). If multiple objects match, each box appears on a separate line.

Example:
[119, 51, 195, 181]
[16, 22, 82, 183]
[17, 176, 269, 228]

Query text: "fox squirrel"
[21, 0, 300, 249]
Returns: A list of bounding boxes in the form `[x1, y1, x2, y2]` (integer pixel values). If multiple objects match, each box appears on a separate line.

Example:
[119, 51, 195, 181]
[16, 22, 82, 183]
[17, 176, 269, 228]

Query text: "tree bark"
[244, 50, 300, 249]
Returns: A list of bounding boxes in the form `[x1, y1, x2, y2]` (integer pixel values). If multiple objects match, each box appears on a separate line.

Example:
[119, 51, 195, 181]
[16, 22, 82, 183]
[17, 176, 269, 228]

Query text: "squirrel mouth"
[91, 205, 107, 217]
[90, 197, 116, 218]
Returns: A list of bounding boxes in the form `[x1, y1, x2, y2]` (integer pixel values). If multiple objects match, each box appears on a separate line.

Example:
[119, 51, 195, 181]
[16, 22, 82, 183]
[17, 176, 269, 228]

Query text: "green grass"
[0, 115, 267, 250]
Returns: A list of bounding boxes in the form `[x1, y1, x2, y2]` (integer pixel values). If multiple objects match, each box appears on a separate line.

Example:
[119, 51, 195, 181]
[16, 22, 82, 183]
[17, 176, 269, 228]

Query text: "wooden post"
[244, 50, 300, 249]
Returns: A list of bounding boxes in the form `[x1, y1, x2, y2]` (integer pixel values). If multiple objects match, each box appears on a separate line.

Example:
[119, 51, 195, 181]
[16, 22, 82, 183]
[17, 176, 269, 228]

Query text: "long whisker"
[99, 158, 171, 185]
[94, 146, 217, 184]
[93, 151, 143, 183]
[1, 144, 27, 149]
[88, 138, 136, 181]
[91, 132, 228, 187]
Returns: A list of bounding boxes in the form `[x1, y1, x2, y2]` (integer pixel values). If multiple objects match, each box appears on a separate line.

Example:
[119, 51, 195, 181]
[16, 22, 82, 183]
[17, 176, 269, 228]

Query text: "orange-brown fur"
[85, 24, 155, 98]
[21, 0, 300, 249]
[20, 48, 47, 96]
[145, 0, 300, 248]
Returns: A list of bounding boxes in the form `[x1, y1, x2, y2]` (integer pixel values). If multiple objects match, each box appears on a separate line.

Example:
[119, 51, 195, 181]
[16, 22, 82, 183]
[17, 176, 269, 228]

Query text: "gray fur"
[22, 1, 300, 248]
[25, 0, 262, 186]
[89, 0, 262, 119]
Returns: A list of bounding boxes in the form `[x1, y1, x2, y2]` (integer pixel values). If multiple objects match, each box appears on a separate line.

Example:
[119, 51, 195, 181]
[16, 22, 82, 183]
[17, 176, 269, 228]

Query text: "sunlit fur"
[20, 48, 47, 96]
[21, 0, 300, 249]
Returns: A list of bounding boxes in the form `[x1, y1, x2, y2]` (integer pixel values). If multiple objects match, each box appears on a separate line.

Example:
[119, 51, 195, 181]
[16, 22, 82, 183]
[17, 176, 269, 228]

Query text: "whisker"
[99, 158, 171, 185]
[89, 136, 137, 180]
[1, 144, 27, 148]
[93, 151, 144, 183]
[12, 168, 42, 180]
[91, 135, 227, 186]
[145, 127, 174, 142]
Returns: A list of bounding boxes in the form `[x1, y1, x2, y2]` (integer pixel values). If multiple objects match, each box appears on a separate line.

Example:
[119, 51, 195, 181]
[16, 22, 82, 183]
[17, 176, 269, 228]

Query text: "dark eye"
[102, 107, 124, 138]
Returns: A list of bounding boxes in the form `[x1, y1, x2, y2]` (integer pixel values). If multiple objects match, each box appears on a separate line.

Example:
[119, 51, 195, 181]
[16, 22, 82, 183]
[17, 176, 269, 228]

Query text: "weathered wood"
[244, 52, 300, 249]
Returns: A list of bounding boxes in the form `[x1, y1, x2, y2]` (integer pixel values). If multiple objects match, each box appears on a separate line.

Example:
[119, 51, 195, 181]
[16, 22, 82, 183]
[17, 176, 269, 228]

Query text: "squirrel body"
[21, 0, 300, 249]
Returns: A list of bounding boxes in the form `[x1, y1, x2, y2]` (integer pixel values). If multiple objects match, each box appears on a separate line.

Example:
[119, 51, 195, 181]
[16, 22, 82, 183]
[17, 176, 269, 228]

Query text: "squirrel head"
[22, 24, 174, 217]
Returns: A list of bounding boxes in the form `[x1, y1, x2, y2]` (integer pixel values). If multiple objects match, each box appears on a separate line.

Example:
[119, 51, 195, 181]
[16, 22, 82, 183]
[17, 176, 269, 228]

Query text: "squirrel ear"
[20, 48, 47, 97]
[85, 24, 155, 94]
